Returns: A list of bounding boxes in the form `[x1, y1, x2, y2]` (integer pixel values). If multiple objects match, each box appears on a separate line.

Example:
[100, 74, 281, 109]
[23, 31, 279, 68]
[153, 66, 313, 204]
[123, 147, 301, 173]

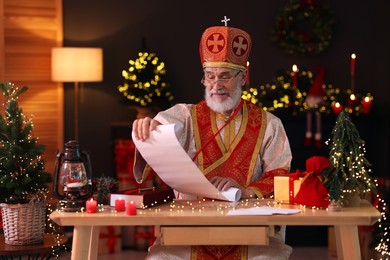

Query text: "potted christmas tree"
[325, 111, 377, 208]
[0, 81, 52, 245]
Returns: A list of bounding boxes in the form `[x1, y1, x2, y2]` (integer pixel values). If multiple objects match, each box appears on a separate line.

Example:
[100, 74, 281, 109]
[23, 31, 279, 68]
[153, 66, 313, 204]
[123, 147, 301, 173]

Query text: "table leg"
[89, 226, 100, 259]
[72, 226, 93, 260]
[334, 225, 361, 260]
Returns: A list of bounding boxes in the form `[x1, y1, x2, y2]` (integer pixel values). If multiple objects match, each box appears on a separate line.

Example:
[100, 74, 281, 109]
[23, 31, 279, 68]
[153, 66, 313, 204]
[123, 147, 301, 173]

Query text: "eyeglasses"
[201, 70, 241, 86]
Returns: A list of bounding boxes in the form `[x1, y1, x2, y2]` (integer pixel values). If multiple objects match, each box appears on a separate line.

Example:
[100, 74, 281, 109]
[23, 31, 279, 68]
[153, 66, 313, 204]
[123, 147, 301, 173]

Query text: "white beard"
[205, 85, 242, 114]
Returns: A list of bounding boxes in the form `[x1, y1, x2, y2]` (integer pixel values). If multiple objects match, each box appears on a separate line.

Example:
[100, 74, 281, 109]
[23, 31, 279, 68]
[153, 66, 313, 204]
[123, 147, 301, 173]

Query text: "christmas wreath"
[271, 0, 336, 56]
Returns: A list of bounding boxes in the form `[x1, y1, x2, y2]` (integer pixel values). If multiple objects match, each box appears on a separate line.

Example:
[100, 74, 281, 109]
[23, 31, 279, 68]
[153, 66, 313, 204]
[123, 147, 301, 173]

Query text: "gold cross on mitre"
[221, 16, 230, 26]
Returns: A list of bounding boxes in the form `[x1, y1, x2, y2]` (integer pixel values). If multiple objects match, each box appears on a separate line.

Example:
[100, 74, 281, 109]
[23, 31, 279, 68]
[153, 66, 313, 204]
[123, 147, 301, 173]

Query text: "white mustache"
[210, 90, 228, 95]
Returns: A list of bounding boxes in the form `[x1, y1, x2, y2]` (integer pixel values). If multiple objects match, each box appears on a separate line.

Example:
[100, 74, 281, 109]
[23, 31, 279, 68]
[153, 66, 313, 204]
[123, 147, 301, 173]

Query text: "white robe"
[133, 103, 293, 259]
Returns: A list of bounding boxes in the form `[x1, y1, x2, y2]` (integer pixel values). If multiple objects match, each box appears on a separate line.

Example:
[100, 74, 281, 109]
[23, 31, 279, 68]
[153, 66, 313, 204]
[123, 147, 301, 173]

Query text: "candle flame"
[364, 96, 370, 102]
[350, 94, 356, 100]
[351, 53, 356, 59]
[335, 102, 341, 108]
[292, 64, 298, 72]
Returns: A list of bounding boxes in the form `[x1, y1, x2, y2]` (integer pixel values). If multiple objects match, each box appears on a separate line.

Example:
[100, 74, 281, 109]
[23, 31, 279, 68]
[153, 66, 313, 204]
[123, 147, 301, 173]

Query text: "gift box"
[274, 175, 302, 204]
[275, 156, 331, 208]
[134, 226, 156, 250]
[98, 226, 122, 255]
[122, 226, 156, 250]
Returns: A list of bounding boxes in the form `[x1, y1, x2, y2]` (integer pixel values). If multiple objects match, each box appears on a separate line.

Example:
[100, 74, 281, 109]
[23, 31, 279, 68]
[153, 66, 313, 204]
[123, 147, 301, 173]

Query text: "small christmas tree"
[0, 81, 52, 204]
[325, 111, 376, 202]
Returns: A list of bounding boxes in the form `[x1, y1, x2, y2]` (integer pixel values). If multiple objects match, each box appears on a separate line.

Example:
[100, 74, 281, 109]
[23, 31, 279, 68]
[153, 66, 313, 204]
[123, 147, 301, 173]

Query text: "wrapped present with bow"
[274, 156, 330, 208]
[98, 225, 122, 255]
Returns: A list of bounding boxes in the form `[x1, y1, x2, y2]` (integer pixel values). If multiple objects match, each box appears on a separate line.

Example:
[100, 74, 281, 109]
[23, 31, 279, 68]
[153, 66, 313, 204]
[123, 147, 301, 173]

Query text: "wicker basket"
[0, 200, 47, 245]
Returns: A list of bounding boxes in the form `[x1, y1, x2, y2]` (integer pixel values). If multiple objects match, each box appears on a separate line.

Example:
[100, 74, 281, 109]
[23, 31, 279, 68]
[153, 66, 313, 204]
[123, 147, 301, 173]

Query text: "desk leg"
[72, 226, 92, 260]
[72, 226, 100, 260]
[89, 226, 100, 260]
[334, 225, 361, 260]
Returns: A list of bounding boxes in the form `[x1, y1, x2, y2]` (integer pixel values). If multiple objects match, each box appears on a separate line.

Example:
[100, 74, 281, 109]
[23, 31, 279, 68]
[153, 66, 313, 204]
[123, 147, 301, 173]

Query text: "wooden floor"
[57, 247, 338, 259]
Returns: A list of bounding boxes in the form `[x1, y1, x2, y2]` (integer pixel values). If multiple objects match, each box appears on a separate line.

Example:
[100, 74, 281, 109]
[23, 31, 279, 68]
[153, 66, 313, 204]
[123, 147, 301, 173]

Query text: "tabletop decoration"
[115, 198, 125, 212]
[92, 176, 119, 205]
[86, 198, 97, 213]
[324, 111, 377, 206]
[125, 201, 137, 216]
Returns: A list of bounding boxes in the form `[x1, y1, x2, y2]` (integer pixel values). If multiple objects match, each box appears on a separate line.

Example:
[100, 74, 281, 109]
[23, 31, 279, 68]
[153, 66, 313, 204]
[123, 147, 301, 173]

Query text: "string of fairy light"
[1, 82, 67, 256]
[118, 52, 174, 108]
[241, 67, 373, 115]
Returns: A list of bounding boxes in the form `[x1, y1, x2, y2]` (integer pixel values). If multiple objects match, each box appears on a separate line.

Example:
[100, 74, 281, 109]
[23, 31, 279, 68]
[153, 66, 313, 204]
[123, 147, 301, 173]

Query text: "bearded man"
[132, 23, 293, 260]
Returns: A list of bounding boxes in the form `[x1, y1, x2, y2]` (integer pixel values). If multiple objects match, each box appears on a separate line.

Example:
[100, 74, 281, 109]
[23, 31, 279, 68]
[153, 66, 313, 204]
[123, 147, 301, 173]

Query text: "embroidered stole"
[192, 100, 266, 187]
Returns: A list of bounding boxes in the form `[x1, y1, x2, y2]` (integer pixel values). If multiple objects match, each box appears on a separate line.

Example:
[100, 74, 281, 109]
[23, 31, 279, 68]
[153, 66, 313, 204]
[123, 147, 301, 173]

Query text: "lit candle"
[361, 96, 373, 114]
[347, 93, 358, 112]
[350, 53, 356, 92]
[292, 64, 298, 88]
[332, 102, 343, 115]
[86, 198, 97, 213]
[115, 198, 125, 212]
[245, 61, 250, 90]
[126, 201, 137, 216]
[350, 53, 356, 77]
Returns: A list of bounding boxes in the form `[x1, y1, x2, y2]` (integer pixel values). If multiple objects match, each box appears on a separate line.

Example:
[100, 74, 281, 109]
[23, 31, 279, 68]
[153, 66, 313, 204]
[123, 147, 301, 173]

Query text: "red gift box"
[274, 156, 330, 208]
[98, 226, 122, 255]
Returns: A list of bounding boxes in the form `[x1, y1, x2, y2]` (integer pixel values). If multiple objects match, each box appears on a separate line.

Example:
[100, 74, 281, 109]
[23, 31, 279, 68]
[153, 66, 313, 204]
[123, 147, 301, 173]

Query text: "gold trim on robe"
[191, 100, 266, 188]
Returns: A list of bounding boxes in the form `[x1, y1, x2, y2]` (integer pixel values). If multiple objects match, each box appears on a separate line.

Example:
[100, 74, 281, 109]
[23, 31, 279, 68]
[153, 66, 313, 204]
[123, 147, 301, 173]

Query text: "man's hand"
[132, 117, 161, 141]
[210, 176, 255, 199]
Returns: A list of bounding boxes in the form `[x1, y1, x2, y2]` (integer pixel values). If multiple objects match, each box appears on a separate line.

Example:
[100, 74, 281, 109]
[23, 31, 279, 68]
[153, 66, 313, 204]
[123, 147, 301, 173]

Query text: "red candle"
[126, 201, 137, 216]
[86, 198, 97, 213]
[350, 53, 356, 77]
[347, 94, 358, 111]
[245, 61, 250, 89]
[115, 198, 125, 212]
[361, 96, 372, 114]
[292, 65, 298, 88]
[332, 102, 343, 115]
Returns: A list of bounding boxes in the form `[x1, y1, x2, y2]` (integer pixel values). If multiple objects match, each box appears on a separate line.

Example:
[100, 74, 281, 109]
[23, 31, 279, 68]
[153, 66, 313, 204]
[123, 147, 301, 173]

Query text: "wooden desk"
[50, 199, 380, 260]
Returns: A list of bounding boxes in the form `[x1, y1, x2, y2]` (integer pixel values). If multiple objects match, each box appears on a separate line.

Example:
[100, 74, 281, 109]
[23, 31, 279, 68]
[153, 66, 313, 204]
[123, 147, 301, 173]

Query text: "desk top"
[50, 199, 381, 227]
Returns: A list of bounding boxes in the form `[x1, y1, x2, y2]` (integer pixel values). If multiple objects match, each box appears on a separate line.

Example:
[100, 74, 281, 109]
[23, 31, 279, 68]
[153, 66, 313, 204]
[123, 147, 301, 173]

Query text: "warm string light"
[118, 52, 174, 108]
[241, 68, 372, 115]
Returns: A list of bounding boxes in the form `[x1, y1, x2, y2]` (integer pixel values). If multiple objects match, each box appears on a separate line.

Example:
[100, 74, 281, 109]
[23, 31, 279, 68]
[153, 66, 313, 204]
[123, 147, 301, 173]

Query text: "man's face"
[202, 67, 244, 115]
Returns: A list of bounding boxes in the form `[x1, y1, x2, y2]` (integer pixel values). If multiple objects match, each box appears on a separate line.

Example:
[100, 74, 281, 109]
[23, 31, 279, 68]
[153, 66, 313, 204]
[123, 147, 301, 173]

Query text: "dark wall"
[62, 1, 390, 180]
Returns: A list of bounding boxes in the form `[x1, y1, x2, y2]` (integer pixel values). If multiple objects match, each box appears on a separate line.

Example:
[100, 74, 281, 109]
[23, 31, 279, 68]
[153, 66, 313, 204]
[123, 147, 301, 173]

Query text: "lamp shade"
[51, 47, 103, 82]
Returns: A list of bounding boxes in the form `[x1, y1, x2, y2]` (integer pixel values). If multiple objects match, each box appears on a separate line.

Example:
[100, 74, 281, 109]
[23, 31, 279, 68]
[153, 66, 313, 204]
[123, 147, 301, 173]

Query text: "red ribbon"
[287, 170, 305, 204]
[134, 226, 156, 247]
[99, 226, 122, 254]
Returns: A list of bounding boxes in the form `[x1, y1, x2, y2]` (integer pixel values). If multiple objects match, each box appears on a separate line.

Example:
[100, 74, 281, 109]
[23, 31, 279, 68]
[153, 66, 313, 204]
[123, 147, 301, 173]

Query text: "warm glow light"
[292, 64, 298, 72]
[51, 47, 103, 82]
[350, 94, 356, 100]
[351, 53, 356, 59]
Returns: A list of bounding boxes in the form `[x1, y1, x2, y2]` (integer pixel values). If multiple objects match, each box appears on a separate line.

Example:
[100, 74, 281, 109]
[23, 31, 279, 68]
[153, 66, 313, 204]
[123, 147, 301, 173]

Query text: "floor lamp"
[51, 47, 103, 141]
